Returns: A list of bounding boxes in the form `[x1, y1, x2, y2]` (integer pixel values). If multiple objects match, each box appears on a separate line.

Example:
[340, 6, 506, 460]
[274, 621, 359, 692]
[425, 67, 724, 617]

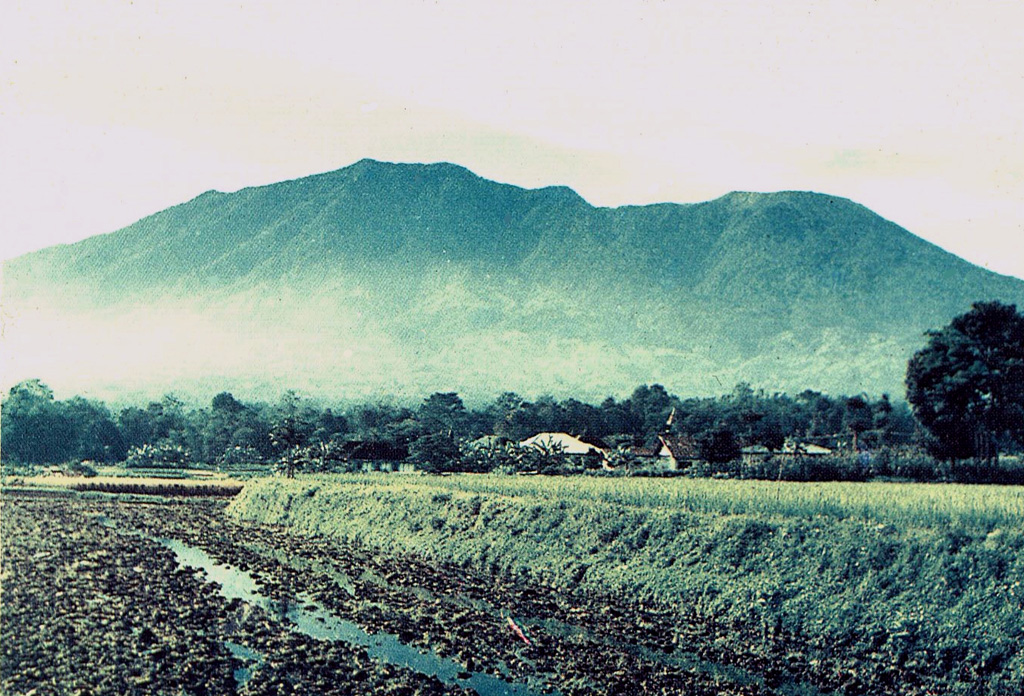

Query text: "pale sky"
[2, 0, 1023, 278]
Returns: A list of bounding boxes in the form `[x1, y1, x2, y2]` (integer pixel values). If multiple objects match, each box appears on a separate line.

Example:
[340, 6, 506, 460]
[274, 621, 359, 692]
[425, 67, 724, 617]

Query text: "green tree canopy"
[1, 380, 75, 464]
[696, 425, 742, 464]
[906, 301, 1024, 462]
[211, 391, 245, 414]
[63, 396, 126, 462]
[417, 392, 467, 436]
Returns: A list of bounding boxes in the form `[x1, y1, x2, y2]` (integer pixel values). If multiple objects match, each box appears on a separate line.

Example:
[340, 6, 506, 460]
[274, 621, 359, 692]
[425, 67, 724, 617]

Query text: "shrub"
[410, 433, 461, 473]
[218, 445, 265, 468]
[456, 442, 571, 474]
[65, 461, 98, 478]
[275, 441, 360, 477]
[124, 442, 191, 469]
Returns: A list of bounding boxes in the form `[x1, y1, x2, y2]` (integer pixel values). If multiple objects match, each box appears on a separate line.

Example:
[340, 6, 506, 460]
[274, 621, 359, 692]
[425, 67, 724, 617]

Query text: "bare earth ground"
[0, 490, 801, 696]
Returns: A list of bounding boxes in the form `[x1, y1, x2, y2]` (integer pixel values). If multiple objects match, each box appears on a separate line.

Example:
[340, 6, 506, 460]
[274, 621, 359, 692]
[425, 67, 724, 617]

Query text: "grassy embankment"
[230, 474, 1024, 693]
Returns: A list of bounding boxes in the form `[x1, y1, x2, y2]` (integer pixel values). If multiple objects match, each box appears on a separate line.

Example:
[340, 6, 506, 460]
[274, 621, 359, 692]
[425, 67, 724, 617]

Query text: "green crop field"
[267, 472, 1024, 530]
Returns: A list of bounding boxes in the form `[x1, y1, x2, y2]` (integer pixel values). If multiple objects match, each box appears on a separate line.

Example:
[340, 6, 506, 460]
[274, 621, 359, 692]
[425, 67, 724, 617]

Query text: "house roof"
[627, 436, 673, 458]
[578, 435, 611, 451]
[338, 440, 409, 461]
[520, 432, 607, 455]
[657, 435, 700, 461]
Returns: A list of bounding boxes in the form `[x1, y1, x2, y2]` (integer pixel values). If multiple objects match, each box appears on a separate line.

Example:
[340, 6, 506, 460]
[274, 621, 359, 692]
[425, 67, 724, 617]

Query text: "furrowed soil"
[3, 490, 767, 696]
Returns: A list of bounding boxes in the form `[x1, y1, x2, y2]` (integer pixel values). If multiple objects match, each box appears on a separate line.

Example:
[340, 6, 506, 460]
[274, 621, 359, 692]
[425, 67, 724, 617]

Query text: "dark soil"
[1, 490, 938, 695]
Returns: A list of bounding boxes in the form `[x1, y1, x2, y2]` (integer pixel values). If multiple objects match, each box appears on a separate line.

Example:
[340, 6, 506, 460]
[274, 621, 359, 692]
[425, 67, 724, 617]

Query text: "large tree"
[1, 380, 75, 464]
[906, 301, 1024, 462]
[417, 392, 467, 437]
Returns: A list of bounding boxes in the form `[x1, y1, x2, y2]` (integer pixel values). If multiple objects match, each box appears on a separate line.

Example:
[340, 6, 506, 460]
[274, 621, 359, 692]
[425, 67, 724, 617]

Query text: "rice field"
[296, 472, 1024, 530]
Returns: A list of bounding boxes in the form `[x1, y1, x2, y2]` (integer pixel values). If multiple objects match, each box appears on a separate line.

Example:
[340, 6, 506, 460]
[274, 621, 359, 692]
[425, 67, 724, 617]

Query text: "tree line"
[0, 380, 917, 469]
[3, 301, 1022, 482]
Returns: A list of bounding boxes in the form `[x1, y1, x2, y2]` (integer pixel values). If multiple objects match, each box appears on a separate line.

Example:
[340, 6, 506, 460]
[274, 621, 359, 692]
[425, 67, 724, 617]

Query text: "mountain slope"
[4, 159, 1023, 401]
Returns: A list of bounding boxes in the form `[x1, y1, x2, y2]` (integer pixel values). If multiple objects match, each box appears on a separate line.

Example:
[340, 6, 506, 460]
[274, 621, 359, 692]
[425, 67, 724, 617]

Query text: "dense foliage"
[4, 370, 1022, 482]
[2, 381, 908, 461]
[0, 380, 126, 464]
[907, 301, 1024, 462]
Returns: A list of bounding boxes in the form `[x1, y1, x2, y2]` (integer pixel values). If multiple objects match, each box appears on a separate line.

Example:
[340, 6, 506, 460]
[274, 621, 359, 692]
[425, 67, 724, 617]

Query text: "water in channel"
[223, 641, 263, 688]
[96, 513, 829, 696]
[160, 538, 552, 696]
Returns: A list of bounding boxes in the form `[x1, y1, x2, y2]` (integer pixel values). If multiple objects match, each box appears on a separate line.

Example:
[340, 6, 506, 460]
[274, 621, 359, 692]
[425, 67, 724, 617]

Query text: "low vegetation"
[275, 472, 1024, 529]
[0, 378, 979, 484]
[69, 480, 243, 497]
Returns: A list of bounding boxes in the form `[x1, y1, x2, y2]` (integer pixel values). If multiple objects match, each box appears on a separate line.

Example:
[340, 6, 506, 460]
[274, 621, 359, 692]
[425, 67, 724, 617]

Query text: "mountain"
[4, 159, 1024, 402]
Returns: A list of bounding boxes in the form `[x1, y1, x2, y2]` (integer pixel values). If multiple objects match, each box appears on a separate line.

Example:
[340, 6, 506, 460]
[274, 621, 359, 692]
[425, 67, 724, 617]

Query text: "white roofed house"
[519, 433, 610, 467]
[741, 444, 774, 464]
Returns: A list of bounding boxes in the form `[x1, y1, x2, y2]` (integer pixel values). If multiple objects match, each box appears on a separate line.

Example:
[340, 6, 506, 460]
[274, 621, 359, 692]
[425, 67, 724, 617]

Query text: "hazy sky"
[2, 1, 1022, 278]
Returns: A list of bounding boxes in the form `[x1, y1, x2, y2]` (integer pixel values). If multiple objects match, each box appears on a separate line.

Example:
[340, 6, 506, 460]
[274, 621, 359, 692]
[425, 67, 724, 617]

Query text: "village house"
[623, 442, 664, 464]
[519, 432, 610, 463]
[335, 440, 413, 472]
[656, 434, 701, 470]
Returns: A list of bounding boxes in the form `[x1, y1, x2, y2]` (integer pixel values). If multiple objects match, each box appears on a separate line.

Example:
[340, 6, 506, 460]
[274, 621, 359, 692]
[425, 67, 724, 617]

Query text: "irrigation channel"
[3, 492, 836, 696]
[156, 534, 548, 696]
